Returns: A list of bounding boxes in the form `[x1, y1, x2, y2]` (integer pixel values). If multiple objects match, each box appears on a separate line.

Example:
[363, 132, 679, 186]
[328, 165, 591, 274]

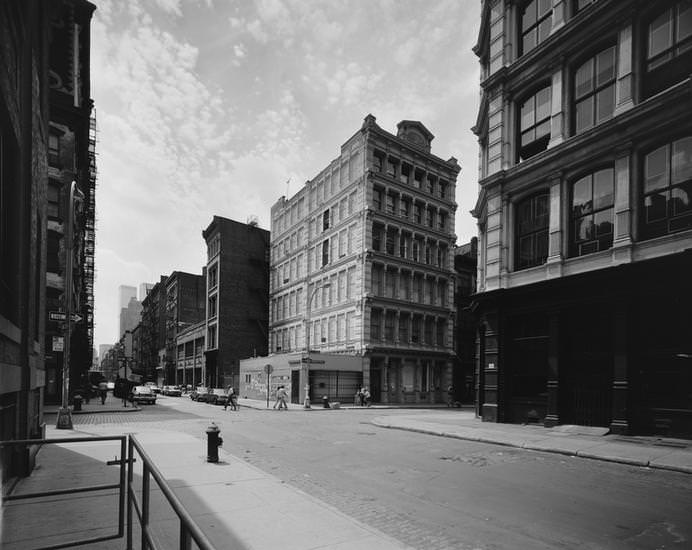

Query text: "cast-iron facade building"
[269, 115, 460, 404]
[471, 0, 692, 436]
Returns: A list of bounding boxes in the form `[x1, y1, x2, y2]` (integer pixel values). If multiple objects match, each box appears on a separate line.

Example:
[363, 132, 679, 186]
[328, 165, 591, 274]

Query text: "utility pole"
[57, 181, 83, 429]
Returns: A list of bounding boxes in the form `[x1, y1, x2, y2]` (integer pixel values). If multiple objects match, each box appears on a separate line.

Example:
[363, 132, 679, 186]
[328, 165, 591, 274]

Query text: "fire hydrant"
[206, 422, 222, 463]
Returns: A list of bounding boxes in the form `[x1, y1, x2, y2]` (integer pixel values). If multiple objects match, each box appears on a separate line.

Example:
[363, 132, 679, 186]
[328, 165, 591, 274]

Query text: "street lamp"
[302, 281, 330, 408]
[56, 181, 84, 430]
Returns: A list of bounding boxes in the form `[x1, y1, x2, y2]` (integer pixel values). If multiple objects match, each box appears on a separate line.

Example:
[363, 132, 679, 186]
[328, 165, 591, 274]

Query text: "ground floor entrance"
[368, 353, 453, 405]
[475, 250, 692, 438]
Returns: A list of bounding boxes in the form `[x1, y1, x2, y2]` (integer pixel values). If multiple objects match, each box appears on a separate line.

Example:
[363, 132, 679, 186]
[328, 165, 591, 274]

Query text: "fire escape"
[83, 114, 97, 362]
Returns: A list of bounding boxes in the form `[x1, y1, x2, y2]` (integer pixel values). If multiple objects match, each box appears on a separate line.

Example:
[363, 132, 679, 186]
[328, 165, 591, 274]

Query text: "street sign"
[49, 311, 83, 323]
[52, 336, 64, 352]
[264, 364, 273, 374]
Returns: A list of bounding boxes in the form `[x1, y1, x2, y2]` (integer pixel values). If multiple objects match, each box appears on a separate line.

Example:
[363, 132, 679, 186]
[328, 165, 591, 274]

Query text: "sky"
[91, 0, 482, 353]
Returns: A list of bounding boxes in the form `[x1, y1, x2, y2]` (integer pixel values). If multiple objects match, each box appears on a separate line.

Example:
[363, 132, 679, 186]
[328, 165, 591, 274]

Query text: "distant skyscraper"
[119, 285, 137, 309]
[99, 344, 113, 367]
[139, 282, 154, 301]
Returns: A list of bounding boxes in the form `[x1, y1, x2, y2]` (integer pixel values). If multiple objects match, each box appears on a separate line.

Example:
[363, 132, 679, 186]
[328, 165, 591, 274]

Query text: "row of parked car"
[189, 387, 231, 406]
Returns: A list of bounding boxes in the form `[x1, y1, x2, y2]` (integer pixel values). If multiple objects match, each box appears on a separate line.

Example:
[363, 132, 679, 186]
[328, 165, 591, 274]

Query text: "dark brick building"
[202, 217, 270, 389]
[453, 238, 477, 406]
[138, 276, 167, 382]
[162, 271, 205, 385]
[44, 0, 97, 405]
[0, 1, 50, 465]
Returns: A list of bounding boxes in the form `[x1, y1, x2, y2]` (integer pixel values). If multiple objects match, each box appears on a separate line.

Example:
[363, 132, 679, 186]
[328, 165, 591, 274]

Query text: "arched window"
[574, 46, 616, 134]
[518, 86, 551, 161]
[515, 192, 549, 270]
[642, 136, 692, 239]
[570, 168, 614, 257]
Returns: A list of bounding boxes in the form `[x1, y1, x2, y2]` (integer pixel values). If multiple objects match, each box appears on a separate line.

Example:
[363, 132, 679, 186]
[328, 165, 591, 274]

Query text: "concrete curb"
[371, 418, 692, 475]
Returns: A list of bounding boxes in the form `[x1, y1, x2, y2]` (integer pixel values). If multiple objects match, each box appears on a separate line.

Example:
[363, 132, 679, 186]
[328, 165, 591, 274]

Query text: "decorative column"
[610, 302, 630, 435]
[551, 0, 566, 33]
[548, 62, 564, 148]
[614, 23, 634, 115]
[613, 145, 633, 262]
[480, 310, 501, 423]
[544, 313, 560, 427]
[546, 172, 563, 278]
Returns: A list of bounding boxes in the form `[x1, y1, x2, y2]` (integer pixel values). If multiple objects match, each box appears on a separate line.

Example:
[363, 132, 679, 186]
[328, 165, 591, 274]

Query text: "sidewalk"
[42, 391, 141, 415]
[2, 422, 413, 550]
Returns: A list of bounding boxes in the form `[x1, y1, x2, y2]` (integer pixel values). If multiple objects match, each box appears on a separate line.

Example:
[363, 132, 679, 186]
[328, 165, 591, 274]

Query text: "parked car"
[163, 385, 182, 397]
[145, 382, 162, 394]
[130, 385, 157, 405]
[190, 386, 209, 401]
[207, 388, 229, 406]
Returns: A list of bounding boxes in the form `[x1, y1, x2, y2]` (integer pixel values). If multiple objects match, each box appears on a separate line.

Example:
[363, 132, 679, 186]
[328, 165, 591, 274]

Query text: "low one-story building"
[239, 352, 364, 406]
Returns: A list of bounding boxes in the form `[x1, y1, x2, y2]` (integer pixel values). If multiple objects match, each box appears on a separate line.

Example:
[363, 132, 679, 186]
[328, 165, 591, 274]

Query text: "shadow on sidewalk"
[1, 438, 247, 550]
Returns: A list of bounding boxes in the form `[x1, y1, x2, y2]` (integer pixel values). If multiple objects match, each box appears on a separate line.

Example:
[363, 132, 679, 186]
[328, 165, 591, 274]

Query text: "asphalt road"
[74, 395, 692, 550]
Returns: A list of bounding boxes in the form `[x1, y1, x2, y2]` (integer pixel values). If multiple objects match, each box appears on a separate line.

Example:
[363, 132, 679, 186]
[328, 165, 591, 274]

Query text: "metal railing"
[1, 435, 126, 550]
[2, 435, 216, 550]
[127, 435, 215, 550]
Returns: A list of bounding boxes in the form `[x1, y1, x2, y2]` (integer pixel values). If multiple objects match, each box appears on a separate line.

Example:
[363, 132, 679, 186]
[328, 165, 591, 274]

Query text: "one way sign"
[49, 311, 83, 323]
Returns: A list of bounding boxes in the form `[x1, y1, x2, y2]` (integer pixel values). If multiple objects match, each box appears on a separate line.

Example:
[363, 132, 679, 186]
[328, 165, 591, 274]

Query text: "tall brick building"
[269, 115, 460, 404]
[162, 271, 205, 385]
[202, 216, 270, 389]
[471, 0, 692, 436]
[139, 275, 168, 382]
[44, 0, 97, 404]
[0, 1, 50, 458]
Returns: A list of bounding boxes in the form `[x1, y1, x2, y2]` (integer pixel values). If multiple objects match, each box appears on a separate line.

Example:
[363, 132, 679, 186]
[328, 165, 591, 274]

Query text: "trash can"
[73, 395, 83, 412]
[322, 395, 330, 409]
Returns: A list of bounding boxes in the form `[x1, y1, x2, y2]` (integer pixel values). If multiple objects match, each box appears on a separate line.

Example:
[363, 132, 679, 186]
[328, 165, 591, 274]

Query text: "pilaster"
[548, 63, 564, 148]
[612, 145, 633, 262]
[614, 24, 634, 115]
[546, 172, 564, 278]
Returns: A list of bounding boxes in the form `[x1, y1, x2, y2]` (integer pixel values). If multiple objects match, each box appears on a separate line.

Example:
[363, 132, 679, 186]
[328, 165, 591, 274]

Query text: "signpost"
[264, 364, 273, 409]
[49, 311, 83, 323]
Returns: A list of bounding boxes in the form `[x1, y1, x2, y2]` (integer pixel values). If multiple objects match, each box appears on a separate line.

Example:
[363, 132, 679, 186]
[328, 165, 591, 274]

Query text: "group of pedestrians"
[355, 387, 371, 407]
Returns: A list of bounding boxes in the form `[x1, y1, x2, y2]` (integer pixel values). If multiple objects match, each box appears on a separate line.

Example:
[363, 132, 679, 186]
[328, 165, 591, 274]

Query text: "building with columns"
[471, 0, 692, 436]
[269, 115, 460, 405]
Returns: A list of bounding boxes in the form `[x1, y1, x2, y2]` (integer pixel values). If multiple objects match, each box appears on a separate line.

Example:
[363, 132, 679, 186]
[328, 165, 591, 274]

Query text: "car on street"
[145, 382, 162, 394]
[190, 386, 209, 401]
[130, 385, 157, 405]
[162, 385, 182, 397]
[207, 388, 229, 406]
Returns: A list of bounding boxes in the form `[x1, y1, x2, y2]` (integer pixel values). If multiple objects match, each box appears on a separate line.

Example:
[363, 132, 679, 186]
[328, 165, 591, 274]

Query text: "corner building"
[269, 115, 460, 404]
[472, 0, 692, 436]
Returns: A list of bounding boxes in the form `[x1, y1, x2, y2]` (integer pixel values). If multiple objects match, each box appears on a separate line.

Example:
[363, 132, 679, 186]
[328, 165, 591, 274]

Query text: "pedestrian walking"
[98, 381, 108, 405]
[363, 387, 371, 407]
[224, 386, 237, 411]
[276, 385, 288, 410]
